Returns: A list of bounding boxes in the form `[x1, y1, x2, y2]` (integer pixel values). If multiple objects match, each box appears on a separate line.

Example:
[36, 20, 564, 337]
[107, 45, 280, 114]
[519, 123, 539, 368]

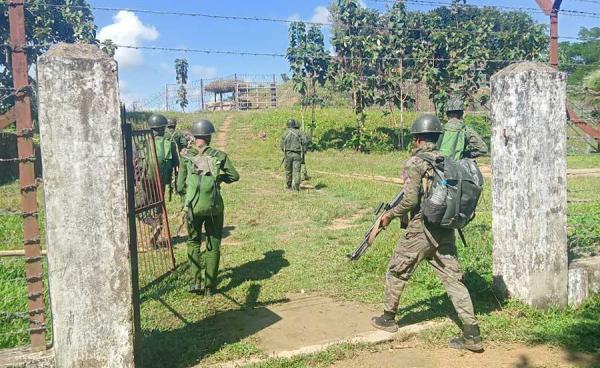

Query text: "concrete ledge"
[568, 256, 600, 307]
[0, 347, 53, 368]
[214, 321, 442, 368]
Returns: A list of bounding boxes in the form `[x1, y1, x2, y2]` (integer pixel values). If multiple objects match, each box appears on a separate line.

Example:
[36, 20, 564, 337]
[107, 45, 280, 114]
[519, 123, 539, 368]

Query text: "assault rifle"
[347, 190, 405, 261]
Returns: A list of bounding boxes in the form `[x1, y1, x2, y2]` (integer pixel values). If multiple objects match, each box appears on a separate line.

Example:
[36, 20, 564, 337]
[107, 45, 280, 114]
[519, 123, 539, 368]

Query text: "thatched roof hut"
[204, 80, 236, 94]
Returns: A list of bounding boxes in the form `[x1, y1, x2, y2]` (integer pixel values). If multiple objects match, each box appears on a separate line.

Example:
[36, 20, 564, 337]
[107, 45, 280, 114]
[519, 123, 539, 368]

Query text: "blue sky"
[88, 0, 600, 108]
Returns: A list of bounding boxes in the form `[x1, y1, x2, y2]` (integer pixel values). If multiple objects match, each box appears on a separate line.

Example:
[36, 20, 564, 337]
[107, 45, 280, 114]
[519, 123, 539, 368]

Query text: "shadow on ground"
[397, 271, 503, 328]
[140, 250, 291, 367]
[218, 250, 290, 294]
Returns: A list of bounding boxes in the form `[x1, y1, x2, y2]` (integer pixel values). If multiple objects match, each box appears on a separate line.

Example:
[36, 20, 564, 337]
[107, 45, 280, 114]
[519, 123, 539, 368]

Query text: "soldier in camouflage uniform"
[280, 119, 306, 191]
[176, 119, 240, 295]
[371, 114, 483, 352]
[439, 97, 488, 160]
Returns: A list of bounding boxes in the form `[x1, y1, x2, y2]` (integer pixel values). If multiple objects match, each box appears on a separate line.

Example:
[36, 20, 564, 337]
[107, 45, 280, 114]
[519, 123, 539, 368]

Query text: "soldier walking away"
[166, 117, 190, 151]
[148, 114, 179, 196]
[370, 114, 483, 352]
[176, 119, 240, 295]
[439, 97, 488, 160]
[280, 119, 306, 191]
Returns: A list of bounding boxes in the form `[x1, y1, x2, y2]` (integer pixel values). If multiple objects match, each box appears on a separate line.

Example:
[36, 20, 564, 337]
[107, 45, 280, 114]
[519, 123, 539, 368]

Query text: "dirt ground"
[332, 343, 598, 368]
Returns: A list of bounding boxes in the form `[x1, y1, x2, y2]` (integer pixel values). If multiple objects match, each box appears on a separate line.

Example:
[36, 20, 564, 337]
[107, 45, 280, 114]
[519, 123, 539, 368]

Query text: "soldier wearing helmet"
[176, 119, 240, 295]
[165, 117, 190, 151]
[147, 114, 178, 196]
[280, 119, 307, 191]
[370, 114, 483, 353]
[439, 96, 488, 160]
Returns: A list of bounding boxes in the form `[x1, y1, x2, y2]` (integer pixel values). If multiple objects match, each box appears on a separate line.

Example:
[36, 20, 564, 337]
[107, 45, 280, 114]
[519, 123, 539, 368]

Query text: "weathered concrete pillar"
[490, 62, 568, 309]
[37, 44, 134, 367]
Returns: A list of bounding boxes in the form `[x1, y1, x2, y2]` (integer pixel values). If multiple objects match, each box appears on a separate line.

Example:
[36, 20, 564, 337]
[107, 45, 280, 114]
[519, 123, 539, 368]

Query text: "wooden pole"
[8, 0, 46, 350]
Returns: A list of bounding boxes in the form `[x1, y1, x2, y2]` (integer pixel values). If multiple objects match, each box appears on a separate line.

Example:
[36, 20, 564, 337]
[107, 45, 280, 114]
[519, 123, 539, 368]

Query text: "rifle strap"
[458, 229, 468, 247]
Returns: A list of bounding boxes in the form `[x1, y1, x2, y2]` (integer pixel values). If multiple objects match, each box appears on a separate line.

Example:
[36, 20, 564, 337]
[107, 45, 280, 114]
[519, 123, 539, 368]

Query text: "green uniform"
[440, 118, 488, 160]
[176, 143, 239, 291]
[383, 141, 478, 327]
[280, 128, 305, 190]
[153, 134, 178, 195]
[166, 128, 190, 152]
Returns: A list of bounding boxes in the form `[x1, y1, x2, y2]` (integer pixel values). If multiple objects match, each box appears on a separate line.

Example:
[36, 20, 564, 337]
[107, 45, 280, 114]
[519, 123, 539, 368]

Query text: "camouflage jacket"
[386, 142, 451, 235]
[280, 128, 306, 153]
[444, 118, 488, 159]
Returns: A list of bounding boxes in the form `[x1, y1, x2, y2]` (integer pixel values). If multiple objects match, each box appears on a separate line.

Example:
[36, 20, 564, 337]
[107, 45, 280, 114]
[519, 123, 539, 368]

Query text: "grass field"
[1, 108, 599, 367]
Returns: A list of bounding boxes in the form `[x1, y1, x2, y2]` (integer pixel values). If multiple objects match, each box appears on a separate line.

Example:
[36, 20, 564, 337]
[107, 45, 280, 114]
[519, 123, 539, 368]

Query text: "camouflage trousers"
[384, 230, 478, 326]
[284, 151, 302, 191]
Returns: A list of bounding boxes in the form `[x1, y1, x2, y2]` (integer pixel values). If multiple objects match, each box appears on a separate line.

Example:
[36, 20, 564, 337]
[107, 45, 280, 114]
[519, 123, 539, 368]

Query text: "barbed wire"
[369, 0, 600, 18]
[4, 42, 591, 69]
[29, 2, 594, 39]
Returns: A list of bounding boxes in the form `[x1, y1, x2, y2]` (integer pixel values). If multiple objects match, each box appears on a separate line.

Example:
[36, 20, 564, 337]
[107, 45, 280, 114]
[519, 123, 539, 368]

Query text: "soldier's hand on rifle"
[380, 213, 392, 229]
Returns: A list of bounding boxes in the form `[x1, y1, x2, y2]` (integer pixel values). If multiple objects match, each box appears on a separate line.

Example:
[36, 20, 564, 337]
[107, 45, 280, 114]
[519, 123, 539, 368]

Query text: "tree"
[411, 1, 546, 114]
[174, 58, 189, 111]
[330, 0, 384, 151]
[304, 25, 329, 133]
[377, 1, 412, 148]
[0, 0, 96, 113]
[560, 27, 600, 87]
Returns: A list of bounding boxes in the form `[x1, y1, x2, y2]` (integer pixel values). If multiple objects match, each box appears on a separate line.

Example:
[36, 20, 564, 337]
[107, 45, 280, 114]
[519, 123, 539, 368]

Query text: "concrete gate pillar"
[37, 44, 135, 367]
[490, 62, 568, 309]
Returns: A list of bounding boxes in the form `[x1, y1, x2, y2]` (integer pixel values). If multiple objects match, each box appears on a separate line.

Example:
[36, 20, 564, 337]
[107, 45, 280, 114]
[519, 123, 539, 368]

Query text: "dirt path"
[331, 343, 597, 368]
[214, 115, 233, 150]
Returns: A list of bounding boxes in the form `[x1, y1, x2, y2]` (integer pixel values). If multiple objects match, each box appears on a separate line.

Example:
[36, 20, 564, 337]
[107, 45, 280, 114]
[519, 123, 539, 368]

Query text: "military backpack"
[438, 122, 466, 160]
[418, 154, 483, 229]
[184, 151, 222, 216]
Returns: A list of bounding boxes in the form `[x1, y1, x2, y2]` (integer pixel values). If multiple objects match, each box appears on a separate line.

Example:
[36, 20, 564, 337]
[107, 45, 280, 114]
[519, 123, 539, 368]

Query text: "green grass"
[1, 107, 599, 366]
[135, 108, 600, 367]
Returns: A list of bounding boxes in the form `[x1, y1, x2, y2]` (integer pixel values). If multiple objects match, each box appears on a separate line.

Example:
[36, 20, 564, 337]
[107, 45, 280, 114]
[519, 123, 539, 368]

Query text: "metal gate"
[122, 122, 176, 287]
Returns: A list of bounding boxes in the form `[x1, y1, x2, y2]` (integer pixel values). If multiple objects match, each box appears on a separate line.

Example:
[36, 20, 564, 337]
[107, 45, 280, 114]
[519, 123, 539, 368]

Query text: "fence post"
[37, 43, 135, 367]
[200, 78, 205, 111]
[7, 0, 46, 350]
[490, 61, 568, 309]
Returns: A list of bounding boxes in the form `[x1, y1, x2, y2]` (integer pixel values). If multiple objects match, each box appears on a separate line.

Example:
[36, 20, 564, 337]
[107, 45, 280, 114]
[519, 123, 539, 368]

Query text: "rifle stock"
[347, 190, 405, 261]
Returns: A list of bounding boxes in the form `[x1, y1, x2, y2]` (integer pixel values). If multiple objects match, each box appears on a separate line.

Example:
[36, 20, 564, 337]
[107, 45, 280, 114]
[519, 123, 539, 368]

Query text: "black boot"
[448, 324, 483, 352]
[371, 311, 398, 333]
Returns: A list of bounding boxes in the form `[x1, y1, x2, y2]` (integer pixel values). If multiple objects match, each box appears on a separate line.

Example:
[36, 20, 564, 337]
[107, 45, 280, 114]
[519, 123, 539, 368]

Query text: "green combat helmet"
[410, 114, 443, 135]
[167, 117, 177, 128]
[445, 97, 465, 113]
[287, 119, 299, 129]
[148, 114, 168, 129]
[191, 119, 216, 137]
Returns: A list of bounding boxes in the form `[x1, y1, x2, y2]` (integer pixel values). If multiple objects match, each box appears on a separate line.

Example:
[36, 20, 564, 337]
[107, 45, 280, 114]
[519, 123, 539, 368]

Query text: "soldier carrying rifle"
[369, 114, 483, 352]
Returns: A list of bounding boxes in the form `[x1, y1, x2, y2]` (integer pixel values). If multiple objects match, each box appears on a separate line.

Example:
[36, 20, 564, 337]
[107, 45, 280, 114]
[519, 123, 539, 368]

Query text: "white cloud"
[359, 0, 367, 8]
[287, 13, 301, 22]
[190, 65, 217, 79]
[310, 6, 331, 24]
[98, 11, 159, 68]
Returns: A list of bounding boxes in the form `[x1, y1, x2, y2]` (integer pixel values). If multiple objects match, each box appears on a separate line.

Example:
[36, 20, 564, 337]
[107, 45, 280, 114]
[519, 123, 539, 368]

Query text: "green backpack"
[153, 136, 174, 187]
[185, 152, 223, 216]
[418, 154, 483, 229]
[438, 123, 466, 160]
